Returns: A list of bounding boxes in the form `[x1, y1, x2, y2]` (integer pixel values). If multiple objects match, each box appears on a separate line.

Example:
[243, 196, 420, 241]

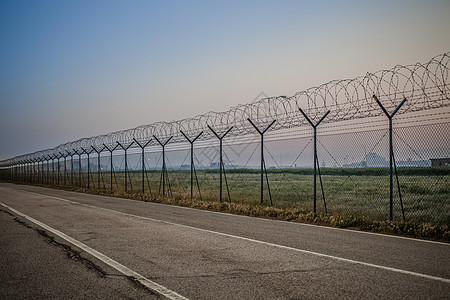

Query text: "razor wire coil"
[2, 52, 449, 166]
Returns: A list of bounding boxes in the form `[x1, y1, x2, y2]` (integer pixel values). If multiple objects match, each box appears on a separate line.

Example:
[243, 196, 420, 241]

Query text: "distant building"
[431, 158, 450, 167]
[366, 153, 387, 167]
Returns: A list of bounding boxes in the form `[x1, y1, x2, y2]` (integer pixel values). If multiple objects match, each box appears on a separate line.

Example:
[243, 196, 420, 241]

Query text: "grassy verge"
[6, 180, 447, 242]
[40, 168, 449, 226]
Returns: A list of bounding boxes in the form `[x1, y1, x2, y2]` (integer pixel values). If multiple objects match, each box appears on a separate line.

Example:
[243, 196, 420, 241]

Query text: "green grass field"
[37, 167, 450, 227]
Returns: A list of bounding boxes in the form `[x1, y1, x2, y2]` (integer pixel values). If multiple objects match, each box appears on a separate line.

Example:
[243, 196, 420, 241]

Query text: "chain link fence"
[2, 109, 449, 228]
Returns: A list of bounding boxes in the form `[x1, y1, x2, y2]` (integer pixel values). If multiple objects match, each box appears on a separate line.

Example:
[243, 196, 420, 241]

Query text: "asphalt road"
[0, 182, 449, 299]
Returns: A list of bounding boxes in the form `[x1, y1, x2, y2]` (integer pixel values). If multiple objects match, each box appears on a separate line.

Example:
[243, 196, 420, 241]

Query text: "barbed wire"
[2, 52, 449, 167]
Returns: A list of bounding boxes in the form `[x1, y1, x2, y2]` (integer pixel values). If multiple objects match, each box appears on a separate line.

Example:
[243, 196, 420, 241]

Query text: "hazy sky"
[1, 0, 449, 160]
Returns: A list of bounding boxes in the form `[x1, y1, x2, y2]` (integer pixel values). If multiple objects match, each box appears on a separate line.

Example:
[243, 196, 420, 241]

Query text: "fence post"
[59, 152, 66, 186]
[56, 154, 61, 185]
[117, 141, 135, 192]
[180, 131, 203, 200]
[24, 160, 28, 183]
[65, 150, 74, 186]
[103, 144, 119, 191]
[37, 159, 41, 184]
[299, 108, 330, 214]
[247, 119, 276, 205]
[133, 138, 152, 194]
[208, 126, 233, 202]
[92, 146, 105, 190]
[46, 156, 51, 184]
[153, 136, 173, 198]
[73, 150, 82, 187]
[51, 155, 55, 185]
[373, 95, 407, 221]
[81, 147, 94, 189]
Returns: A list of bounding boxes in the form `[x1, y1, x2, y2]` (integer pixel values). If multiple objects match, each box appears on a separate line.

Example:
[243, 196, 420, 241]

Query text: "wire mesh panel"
[0, 53, 449, 230]
[1, 114, 448, 228]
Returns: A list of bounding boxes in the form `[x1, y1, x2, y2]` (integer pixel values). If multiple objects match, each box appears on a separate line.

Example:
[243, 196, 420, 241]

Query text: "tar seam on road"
[3, 187, 450, 285]
[0, 202, 189, 300]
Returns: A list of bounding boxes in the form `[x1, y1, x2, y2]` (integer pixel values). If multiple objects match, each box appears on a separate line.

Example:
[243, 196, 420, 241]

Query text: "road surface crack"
[35, 227, 109, 277]
[6, 211, 160, 297]
[0, 208, 16, 218]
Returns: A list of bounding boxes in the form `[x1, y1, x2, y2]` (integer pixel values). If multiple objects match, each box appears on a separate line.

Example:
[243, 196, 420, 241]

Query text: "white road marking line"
[0, 202, 189, 300]
[11, 189, 450, 284]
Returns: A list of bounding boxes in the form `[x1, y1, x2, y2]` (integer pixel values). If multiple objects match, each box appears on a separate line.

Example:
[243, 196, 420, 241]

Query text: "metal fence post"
[247, 118, 276, 204]
[180, 131, 203, 200]
[299, 108, 330, 214]
[133, 138, 152, 194]
[373, 95, 407, 221]
[208, 125, 233, 202]
[153, 136, 173, 198]
[103, 144, 119, 191]
[117, 141, 135, 192]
